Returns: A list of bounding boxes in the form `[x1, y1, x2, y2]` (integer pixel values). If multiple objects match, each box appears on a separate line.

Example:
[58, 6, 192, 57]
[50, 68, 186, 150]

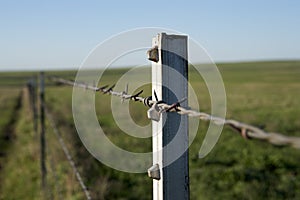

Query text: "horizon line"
[0, 59, 300, 72]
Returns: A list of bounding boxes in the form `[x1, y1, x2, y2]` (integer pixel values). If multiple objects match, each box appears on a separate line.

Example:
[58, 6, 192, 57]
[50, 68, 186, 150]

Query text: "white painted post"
[148, 33, 189, 200]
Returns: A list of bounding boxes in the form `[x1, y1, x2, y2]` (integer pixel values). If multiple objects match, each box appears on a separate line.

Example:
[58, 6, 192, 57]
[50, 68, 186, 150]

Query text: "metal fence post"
[39, 72, 47, 189]
[148, 33, 189, 200]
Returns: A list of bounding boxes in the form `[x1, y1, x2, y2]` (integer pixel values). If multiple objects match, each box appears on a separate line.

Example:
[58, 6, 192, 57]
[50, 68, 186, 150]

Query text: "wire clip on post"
[148, 164, 161, 180]
[147, 90, 164, 122]
[147, 46, 159, 62]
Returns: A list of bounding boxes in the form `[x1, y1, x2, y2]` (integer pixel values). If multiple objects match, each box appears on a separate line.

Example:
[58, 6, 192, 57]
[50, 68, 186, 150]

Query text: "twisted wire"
[49, 76, 300, 149]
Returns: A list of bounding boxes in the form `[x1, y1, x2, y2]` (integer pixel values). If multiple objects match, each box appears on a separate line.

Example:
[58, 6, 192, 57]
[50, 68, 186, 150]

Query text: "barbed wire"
[49, 76, 300, 149]
[45, 106, 92, 200]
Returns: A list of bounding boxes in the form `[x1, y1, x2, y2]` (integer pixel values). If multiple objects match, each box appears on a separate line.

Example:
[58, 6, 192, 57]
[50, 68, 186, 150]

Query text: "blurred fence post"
[28, 75, 38, 136]
[27, 79, 34, 113]
[39, 72, 47, 189]
[32, 75, 38, 136]
[148, 33, 189, 200]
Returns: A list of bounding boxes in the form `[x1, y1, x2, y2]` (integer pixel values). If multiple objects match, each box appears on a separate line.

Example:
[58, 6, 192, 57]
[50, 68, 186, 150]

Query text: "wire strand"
[49, 76, 300, 149]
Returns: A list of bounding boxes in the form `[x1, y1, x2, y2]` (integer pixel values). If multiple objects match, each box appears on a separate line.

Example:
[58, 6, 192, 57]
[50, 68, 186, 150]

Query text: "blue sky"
[0, 0, 299, 71]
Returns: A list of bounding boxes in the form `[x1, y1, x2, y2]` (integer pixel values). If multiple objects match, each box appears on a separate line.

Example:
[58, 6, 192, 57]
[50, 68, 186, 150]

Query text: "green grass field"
[0, 61, 300, 199]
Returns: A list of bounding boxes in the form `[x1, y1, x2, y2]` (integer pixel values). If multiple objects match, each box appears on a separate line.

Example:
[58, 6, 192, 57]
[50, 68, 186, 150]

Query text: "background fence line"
[25, 74, 92, 199]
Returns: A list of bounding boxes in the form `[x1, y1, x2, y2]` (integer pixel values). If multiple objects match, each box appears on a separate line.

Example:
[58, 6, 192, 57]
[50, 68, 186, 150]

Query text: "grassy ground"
[190, 61, 300, 199]
[0, 73, 41, 199]
[0, 60, 300, 199]
[0, 88, 21, 179]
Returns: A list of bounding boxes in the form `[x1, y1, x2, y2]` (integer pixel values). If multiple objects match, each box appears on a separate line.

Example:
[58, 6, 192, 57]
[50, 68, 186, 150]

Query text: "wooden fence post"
[148, 33, 189, 200]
